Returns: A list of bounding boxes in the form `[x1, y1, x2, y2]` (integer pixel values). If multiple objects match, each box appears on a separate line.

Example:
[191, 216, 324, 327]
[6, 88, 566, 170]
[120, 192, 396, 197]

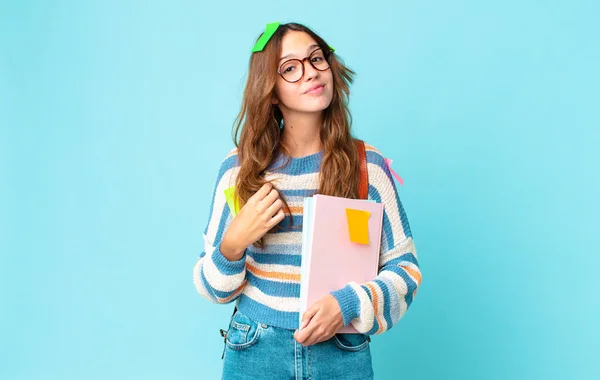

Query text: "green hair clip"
[251, 22, 336, 53]
[252, 22, 280, 53]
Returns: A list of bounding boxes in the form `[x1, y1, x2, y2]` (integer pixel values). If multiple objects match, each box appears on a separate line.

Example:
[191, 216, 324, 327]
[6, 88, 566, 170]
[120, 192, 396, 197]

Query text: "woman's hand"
[221, 183, 285, 261]
[293, 294, 345, 346]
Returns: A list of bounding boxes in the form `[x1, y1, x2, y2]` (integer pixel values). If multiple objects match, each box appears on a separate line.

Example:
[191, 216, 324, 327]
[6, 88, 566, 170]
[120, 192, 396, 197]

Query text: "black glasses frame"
[277, 47, 333, 83]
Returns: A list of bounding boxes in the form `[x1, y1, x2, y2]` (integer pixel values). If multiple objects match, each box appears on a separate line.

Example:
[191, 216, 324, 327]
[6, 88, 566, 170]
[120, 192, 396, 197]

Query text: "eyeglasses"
[277, 47, 332, 83]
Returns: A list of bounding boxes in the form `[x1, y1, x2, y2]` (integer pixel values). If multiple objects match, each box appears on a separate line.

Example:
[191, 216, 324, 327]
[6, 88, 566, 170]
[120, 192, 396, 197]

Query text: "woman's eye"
[312, 57, 323, 62]
[284, 66, 295, 73]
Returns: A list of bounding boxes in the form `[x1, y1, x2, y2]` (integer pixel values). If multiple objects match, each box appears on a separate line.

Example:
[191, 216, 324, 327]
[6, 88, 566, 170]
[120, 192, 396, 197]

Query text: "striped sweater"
[193, 143, 422, 335]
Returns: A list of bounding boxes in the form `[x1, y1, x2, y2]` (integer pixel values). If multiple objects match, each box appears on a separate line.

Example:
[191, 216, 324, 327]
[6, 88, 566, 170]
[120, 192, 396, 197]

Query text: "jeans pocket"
[225, 311, 262, 350]
[332, 333, 371, 352]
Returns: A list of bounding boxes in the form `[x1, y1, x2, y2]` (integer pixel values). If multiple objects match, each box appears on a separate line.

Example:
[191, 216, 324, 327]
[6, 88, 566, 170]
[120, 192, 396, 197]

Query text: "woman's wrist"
[220, 236, 245, 261]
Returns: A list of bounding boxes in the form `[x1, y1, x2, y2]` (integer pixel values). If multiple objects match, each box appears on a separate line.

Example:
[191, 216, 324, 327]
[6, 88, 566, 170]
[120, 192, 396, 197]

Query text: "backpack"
[219, 139, 369, 357]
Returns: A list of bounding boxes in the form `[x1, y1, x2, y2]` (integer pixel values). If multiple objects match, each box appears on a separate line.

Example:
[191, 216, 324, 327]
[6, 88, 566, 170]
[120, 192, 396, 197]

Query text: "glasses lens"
[281, 60, 303, 82]
[310, 49, 329, 71]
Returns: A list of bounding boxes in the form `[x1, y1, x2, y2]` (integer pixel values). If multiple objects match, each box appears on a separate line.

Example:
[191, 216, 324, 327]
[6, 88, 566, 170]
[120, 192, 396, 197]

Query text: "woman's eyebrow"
[279, 44, 320, 62]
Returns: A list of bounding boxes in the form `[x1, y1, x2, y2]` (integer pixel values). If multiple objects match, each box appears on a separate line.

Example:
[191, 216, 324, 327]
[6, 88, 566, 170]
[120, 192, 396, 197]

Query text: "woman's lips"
[305, 85, 325, 95]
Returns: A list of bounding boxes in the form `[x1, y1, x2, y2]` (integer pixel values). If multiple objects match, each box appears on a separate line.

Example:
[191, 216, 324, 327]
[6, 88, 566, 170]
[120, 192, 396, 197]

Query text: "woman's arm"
[193, 150, 248, 304]
[330, 147, 422, 334]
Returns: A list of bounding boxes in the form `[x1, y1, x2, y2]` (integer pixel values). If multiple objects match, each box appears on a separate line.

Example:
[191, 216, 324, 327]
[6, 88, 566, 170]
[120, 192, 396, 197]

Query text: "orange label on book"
[345, 208, 371, 245]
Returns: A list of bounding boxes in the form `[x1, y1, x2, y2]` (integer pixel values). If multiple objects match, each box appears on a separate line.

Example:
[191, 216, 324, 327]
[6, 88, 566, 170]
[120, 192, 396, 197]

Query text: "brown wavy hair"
[232, 22, 361, 249]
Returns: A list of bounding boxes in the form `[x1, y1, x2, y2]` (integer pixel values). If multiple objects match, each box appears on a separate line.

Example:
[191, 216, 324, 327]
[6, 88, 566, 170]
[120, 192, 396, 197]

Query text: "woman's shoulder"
[212, 147, 240, 185]
[362, 141, 387, 168]
[361, 141, 399, 189]
[223, 146, 239, 160]
[219, 147, 240, 168]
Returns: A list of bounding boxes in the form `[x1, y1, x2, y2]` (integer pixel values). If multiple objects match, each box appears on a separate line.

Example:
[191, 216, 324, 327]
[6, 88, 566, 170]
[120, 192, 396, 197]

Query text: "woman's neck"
[280, 114, 323, 158]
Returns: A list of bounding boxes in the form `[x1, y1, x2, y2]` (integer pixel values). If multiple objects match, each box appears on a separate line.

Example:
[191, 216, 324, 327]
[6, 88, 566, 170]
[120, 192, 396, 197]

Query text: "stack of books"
[299, 194, 384, 333]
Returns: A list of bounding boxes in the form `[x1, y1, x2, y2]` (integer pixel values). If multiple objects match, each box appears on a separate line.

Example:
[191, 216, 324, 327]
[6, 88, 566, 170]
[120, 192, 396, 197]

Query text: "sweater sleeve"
[330, 146, 422, 335]
[193, 150, 248, 304]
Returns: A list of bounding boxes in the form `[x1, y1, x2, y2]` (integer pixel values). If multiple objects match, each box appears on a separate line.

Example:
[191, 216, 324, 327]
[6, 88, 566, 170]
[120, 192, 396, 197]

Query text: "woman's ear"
[271, 94, 279, 105]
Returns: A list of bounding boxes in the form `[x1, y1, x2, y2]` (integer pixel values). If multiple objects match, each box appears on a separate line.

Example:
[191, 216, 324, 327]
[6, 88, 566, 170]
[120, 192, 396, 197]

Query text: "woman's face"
[272, 31, 334, 115]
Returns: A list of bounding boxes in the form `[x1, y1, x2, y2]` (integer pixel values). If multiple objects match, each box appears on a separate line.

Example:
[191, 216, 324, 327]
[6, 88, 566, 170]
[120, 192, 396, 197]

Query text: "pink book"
[300, 194, 384, 334]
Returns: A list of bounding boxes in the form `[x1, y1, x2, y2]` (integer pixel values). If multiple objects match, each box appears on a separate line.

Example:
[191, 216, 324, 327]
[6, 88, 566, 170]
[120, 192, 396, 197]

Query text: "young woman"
[193, 22, 422, 380]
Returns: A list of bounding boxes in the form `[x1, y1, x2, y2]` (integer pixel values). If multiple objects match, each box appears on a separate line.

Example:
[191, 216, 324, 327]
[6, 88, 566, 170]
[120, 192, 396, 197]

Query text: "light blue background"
[1, 1, 598, 379]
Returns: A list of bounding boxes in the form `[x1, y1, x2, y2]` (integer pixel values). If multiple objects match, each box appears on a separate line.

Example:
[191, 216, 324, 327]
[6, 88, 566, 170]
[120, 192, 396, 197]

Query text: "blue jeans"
[222, 309, 374, 380]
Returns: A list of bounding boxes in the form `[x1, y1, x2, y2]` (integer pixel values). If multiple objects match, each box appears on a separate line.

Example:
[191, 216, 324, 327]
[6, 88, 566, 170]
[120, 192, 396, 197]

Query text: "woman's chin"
[300, 99, 333, 113]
